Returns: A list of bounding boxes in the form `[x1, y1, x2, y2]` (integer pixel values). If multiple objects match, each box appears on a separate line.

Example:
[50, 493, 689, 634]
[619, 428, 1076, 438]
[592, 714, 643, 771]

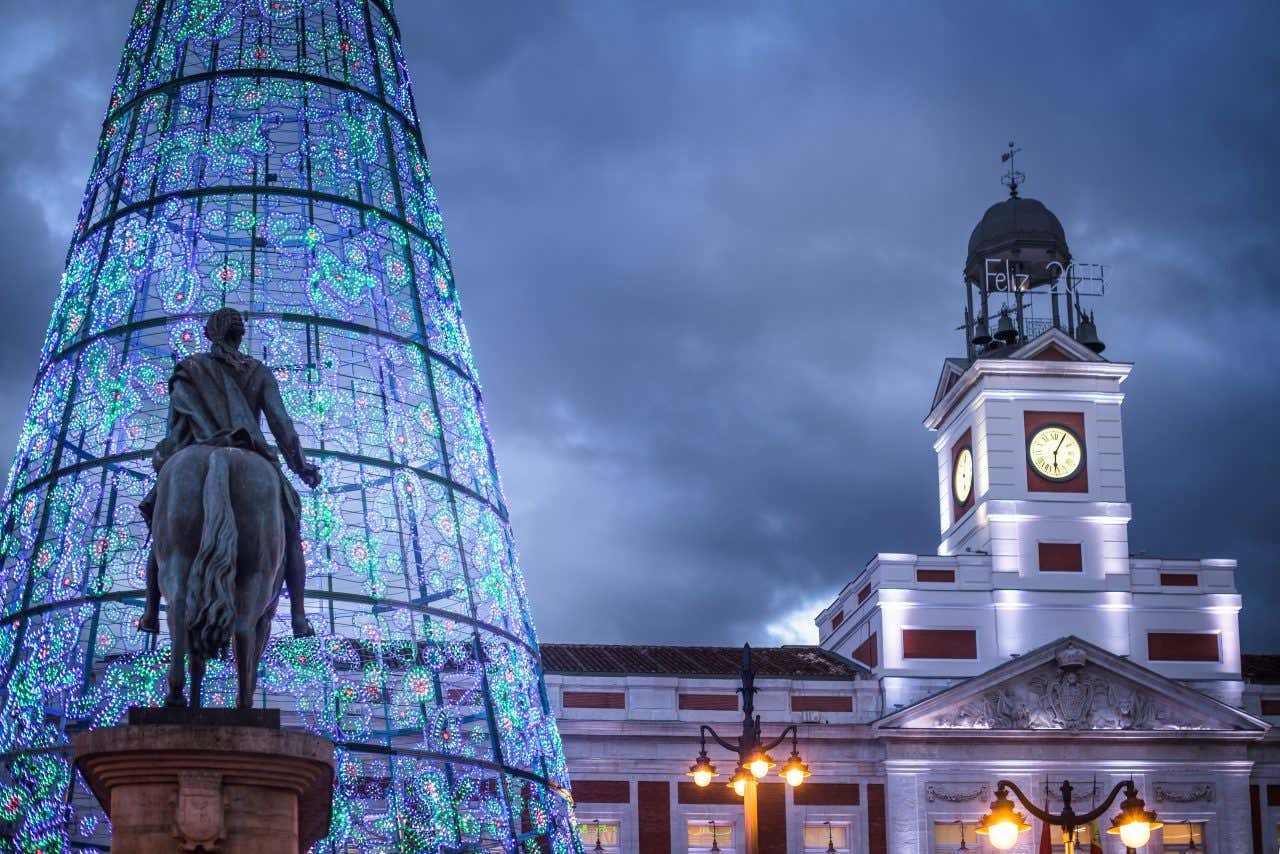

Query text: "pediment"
[1009, 327, 1105, 363]
[930, 359, 970, 413]
[877, 636, 1266, 733]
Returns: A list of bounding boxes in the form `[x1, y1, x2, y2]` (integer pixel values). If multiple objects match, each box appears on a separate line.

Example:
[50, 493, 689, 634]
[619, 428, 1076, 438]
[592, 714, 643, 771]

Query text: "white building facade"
[547, 189, 1280, 852]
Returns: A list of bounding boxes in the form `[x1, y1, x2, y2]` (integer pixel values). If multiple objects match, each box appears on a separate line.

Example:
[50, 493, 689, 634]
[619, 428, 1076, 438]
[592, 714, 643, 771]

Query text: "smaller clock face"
[1028, 425, 1084, 481]
[953, 447, 973, 505]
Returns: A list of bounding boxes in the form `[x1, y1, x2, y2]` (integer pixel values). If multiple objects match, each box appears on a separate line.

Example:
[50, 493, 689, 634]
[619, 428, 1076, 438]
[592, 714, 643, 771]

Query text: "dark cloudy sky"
[1, 1, 1277, 650]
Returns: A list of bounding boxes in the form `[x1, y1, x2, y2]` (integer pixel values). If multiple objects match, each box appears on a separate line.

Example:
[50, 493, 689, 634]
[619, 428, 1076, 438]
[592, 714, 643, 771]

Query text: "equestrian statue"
[138, 308, 322, 708]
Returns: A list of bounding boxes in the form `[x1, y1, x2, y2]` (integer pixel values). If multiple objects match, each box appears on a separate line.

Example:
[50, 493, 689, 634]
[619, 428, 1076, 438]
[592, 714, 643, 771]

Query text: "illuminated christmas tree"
[0, 1, 578, 850]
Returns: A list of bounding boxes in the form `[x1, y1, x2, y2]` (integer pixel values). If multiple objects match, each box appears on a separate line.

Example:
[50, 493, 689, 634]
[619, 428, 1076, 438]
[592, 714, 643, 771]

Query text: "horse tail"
[186, 447, 238, 659]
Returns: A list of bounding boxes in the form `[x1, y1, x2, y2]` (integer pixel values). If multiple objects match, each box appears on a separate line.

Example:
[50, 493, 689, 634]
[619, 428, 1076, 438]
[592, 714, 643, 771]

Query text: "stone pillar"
[74, 709, 333, 853]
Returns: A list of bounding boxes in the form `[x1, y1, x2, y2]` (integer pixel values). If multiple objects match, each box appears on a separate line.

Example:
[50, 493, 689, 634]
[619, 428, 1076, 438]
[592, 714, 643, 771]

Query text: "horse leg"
[189, 652, 207, 709]
[233, 619, 258, 709]
[255, 607, 275, 670]
[164, 602, 187, 708]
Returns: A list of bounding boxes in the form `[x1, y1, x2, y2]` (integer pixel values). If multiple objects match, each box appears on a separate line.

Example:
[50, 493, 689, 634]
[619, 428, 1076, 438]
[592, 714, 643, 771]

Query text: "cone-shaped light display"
[0, 1, 578, 850]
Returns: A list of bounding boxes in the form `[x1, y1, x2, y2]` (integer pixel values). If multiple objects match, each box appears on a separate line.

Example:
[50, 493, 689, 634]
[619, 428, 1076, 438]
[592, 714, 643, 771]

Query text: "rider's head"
[204, 308, 246, 349]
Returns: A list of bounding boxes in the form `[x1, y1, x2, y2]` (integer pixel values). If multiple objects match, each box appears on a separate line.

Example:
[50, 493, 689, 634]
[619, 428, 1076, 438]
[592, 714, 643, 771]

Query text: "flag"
[1089, 819, 1104, 854]
[1038, 796, 1052, 854]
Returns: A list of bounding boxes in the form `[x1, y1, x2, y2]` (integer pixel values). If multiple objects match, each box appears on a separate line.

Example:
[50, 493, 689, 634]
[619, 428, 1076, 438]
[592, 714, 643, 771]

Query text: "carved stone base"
[74, 715, 333, 853]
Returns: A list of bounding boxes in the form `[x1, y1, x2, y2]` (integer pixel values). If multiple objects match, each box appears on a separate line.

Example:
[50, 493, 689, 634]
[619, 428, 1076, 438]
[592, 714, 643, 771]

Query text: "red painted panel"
[1024, 410, 1089, 493]
[563, 691, 625, 709]
[758, 783, 787, 854]
[1039, 542, 1083, 572]
[830, 610, 845, 631]
[678, 693, 739, 711]
[677, 782, 740, 805]
[1147, 632, 1220, 662]
[852, 633, 878, 668]
[867, 783, 887, 854]
[857, 583, 872, 604]
[916, 568, 956, 583]
[791, 695, 853, 713]
[1032, 343, 1073, 361]
[1255, 785, 1267, 852]
[638, 781, 671, 854]
[573, 780, 630, 803]
[793, 783, 860, 806]
[1160, 572, 1199, 587]
[902, 629, 977, 659]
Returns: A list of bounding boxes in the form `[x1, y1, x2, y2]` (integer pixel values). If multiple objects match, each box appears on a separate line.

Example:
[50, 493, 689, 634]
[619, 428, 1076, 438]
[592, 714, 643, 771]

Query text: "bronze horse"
[152, 442, 286, 709]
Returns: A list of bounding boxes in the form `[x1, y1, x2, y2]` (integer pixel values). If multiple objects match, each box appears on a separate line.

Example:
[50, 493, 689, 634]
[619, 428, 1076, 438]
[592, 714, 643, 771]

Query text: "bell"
[994, 310, 1018, 344]
[971, 316, 992, 346]
[1076, 312, 1105, 353]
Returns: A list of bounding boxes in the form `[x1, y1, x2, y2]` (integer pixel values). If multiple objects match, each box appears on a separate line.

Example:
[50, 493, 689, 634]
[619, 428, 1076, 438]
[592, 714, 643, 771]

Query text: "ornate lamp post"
[685, 645, 812, 854]
[976, 779, 1162, 853]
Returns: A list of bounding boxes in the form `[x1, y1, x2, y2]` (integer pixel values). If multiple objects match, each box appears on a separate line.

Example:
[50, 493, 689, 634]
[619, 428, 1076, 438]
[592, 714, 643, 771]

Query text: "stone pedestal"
[74, 709, 333, 853]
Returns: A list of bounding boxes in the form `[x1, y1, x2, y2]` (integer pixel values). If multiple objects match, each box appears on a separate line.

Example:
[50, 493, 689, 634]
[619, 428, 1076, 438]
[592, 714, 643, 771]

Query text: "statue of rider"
[137, 308, 321, 637]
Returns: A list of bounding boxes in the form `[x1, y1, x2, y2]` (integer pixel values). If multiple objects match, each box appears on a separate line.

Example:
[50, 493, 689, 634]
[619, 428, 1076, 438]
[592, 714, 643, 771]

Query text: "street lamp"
[684, 645, 811, 854]
[1185, 823, 1200, 854]
[976, 779, 1162, 853]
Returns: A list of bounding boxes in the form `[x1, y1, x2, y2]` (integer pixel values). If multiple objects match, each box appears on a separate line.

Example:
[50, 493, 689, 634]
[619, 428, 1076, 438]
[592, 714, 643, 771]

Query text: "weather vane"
[1000, 141, 1024, 197]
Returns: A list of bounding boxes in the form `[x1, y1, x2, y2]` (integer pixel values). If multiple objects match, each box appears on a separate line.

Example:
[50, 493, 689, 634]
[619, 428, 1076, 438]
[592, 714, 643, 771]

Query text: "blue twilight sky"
[0, 1, 1277, 650]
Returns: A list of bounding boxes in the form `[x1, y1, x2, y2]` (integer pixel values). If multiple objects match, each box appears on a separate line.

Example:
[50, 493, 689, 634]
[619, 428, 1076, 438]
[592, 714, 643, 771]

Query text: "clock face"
[953, 447, 973, 505]
[1027, 424, 1084, 482]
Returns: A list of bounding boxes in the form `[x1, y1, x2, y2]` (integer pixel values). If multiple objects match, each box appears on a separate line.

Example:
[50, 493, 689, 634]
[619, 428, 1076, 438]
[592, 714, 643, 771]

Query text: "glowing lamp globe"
[687, 751, 717, 788]
[747, 751, 774, 780]
[975, 791, 1031, 851]
[1117, 821, 1152, 848]
[729, 766, 752, 797]
[781, 750, 811, 787]
[986, 821, 1022, 851]
[1107, 791, 1161, 848]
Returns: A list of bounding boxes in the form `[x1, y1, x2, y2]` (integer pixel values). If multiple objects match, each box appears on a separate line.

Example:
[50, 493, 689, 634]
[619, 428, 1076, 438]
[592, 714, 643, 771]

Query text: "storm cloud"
[0, 1, 1277, 649]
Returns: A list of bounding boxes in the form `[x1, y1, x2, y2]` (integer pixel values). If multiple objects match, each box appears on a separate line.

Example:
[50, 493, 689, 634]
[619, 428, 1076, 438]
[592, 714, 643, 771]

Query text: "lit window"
[577, 820, 620, 853]
[688, 820, 735, 853]
[934, 821, 979, 853]
[804, 821, 850, 852]
[1162, 822, 1206, 852]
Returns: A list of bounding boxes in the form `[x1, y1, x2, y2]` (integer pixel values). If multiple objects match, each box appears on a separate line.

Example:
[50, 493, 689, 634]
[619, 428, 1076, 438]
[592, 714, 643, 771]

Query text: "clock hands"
[1032, 428, 1079, 479]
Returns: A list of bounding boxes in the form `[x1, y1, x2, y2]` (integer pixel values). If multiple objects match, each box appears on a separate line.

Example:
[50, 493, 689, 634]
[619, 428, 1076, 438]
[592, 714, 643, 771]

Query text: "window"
[934, 821, 979, 853]
[577, 820, 620, 853]
[803, 821, 850, 853]
[688, 820, 734, 853]
[1162, 821, 1206, 852]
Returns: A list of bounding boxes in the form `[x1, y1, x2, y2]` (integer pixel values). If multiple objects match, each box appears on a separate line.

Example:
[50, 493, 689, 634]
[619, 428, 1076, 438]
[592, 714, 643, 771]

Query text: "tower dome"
[963, 194, 1071, 289]
[960, 145, 1105, 356]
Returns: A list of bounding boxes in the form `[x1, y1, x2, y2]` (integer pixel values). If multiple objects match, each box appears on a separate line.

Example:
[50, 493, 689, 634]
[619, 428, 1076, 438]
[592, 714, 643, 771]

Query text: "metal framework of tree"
[0, 1, 579, 850]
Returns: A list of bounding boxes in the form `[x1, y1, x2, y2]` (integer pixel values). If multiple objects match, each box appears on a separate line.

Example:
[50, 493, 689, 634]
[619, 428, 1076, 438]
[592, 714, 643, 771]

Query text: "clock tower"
[923, 170, 1143, 660]
[818, 158, 1243, 711]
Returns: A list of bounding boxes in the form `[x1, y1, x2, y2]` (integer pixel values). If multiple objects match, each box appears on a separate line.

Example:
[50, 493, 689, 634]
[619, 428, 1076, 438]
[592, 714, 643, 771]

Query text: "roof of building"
[1242, 654, 1280, 683]
[966, 195, 1068, 262]
[539, 643, 862, 680]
